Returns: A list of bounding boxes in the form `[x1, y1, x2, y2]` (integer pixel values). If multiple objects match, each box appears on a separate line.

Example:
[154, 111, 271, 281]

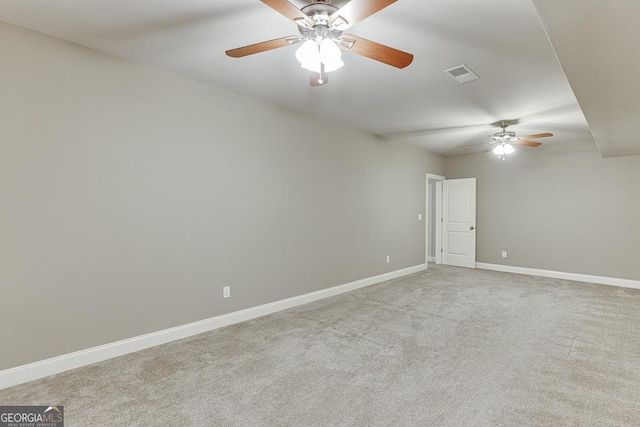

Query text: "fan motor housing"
[297, 2, 345, 39]
[301, 3, 338, 19]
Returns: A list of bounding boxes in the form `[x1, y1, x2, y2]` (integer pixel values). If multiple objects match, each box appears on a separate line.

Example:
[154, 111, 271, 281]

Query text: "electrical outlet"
[502, 251, 507, 258]
[223, 286, 230, 299]
[418, 213, 423, 221]
[386, 255, 390, 263]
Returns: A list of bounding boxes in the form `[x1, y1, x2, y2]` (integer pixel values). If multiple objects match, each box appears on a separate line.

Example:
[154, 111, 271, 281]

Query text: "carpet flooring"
[1, 265, 640, 426]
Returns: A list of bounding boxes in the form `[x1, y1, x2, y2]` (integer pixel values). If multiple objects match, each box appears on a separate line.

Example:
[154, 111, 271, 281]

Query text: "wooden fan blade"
[340, 34, 413, 68]
[515, 140, 542, 147]
[260, 0, 313, 25]
[226, 36, 299, 58]
[329, 0, 397, 30]
[519, 132, 553, 139]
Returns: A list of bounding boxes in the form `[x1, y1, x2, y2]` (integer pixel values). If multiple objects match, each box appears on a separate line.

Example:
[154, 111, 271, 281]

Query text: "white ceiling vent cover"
[444, 64, 480, 84]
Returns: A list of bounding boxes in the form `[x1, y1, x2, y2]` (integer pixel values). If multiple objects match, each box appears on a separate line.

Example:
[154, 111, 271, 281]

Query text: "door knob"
[470, 226, 475, 230]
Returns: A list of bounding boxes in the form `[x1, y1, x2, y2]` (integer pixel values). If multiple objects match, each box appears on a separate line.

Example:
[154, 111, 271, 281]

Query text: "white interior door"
[442, 178, 476, 268]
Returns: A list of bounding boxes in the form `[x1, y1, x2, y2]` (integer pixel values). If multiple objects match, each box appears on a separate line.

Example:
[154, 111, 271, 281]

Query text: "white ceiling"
[0, 0, 598, 155]
[533, 0, 640, 158]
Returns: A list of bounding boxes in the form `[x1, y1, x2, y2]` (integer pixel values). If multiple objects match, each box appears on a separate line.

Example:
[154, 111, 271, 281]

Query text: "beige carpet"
[2, 265, 640, 426]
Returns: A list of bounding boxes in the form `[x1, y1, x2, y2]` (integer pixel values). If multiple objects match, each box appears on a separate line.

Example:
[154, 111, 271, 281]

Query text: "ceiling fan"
[225, 0, 414, 86]
[459, 120, 553, 160]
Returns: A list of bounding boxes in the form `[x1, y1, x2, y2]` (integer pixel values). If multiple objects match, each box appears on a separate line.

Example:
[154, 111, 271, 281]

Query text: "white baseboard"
[427, 256, 436, 263]
[0, 263, 426, 390]
[476, 262, 640, 290]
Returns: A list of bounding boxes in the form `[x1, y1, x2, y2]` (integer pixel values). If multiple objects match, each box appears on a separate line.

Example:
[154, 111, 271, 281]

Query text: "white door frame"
[425, 173, 446, 267]
[435, 181, 443, 265]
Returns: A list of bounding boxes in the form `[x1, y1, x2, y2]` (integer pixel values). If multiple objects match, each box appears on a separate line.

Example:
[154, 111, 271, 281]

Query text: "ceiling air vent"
[444, 64, 480, 84]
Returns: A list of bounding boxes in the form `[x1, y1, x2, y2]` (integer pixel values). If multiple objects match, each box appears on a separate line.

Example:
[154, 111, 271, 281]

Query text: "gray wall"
[445, 140, 640, 281]
[0, 23, 444, 370]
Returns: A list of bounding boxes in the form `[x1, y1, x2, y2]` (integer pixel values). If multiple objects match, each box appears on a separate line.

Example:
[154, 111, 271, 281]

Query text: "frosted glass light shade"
[296, 40, 320, 71]
[493, 143, 515, 155]
[301, 60, 321, 73]
[319, 38, 344, 72]
[323, 57, 344, 72]
[296, 38, 344, 74]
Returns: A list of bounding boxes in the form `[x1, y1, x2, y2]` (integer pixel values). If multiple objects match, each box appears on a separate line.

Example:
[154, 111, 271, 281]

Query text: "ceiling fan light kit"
[295, 37, 344, 74]
[458, 120, 553, 160]
[493, 143, 515, 156]
[226, 0, 414, 86]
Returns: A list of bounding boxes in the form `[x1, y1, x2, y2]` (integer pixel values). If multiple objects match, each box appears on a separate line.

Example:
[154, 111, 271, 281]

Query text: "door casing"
[426, 174, 476, 268]
[425, 173, 445, 267]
